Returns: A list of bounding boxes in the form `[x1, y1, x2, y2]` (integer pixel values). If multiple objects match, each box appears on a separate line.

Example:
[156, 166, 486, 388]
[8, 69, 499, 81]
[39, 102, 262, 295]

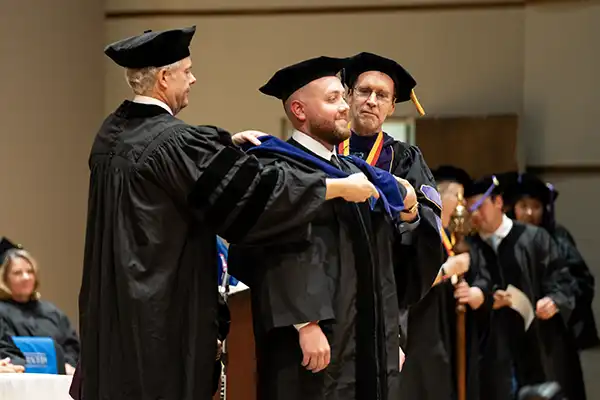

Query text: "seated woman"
[0, 240, 79, 374]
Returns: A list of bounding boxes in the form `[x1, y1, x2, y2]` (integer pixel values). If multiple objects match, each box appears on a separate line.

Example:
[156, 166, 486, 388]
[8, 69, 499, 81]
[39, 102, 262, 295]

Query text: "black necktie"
[330, 155, 343, 170]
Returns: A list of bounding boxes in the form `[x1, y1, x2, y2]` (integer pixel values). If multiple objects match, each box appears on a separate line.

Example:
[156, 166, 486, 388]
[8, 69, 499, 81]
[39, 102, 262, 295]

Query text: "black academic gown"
[552, 224, 599, 350]
[0, 299, 79, 371]
[399, 228, 488, 400]
[399, 279, 455, 399]
[76, 102, 329, 400]
[348, 133, 452, 399]
[378, 135, 445, 292]
[348, 132, 445, 346]
[468, 221, 584, 400]
[228, 138, 438, 400]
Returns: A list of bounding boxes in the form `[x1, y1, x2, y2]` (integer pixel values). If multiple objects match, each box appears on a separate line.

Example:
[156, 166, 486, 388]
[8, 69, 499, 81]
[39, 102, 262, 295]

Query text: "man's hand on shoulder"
[231, 130, 269, 146]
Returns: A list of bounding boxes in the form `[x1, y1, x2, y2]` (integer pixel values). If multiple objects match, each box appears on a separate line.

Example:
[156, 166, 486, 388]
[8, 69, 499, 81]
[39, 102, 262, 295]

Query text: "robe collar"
[480, 214, 513, 241]
[133, 95, 173, 115]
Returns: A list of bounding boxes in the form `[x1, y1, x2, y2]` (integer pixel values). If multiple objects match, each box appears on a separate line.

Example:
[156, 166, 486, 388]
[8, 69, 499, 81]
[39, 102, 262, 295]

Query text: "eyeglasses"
[352, 86, 394, 104]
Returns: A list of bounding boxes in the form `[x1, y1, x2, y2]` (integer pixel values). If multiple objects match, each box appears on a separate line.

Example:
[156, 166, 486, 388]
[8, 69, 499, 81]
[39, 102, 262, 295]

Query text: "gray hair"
[125, 60, 181, 95]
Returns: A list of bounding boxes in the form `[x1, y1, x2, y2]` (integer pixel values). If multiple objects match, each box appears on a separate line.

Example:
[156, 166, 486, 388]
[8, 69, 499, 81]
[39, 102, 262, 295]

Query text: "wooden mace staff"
[449, 192, 471, 400]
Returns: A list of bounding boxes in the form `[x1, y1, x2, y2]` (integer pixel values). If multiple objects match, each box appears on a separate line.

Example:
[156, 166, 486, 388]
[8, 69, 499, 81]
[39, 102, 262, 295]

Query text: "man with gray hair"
[72, 26, 379, 400]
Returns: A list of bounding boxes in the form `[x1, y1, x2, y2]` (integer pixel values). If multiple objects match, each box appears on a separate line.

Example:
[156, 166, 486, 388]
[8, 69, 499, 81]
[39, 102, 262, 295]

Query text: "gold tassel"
[410, 89, 425, 116]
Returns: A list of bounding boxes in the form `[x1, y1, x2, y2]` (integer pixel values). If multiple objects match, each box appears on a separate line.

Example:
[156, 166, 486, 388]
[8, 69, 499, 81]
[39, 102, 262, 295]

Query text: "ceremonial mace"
[447, 192, 472, 400]
[218, 253, 230, 400]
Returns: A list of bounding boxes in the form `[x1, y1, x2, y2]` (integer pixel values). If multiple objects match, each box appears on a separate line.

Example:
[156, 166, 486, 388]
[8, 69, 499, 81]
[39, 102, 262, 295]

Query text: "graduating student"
[502, 172, 599, 351]
[464, 175, 577, 400]
[75, 28, 379, 400]
[501, 172, 590, 399]
[228, 56, 446, 400]
[400, 166, 487, 400]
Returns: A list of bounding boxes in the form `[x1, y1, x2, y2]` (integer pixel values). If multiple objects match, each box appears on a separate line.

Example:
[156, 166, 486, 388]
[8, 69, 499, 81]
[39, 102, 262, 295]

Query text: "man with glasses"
[341, 52, 445, 372]
[341, 52, 442, 280]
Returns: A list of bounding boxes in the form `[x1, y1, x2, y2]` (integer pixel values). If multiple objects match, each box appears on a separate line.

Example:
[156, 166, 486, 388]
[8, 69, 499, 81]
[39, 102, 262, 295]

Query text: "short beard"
[308, 118, 350, 146]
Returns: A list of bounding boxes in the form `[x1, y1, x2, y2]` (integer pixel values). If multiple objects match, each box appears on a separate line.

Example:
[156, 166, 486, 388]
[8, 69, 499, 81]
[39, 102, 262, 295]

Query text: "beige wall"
[523, 2, 600, 165]
[524, 2, 600, 306]
[0, 0, 105, 327]
[106, 0, 522, 12]
[105, 8, 524, 134]
[524, 3, 600, 394]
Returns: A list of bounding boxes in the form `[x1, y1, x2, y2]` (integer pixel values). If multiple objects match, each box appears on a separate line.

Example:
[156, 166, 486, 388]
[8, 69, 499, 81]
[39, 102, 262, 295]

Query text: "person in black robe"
[74, 29, 380, 400]
[463, 175, 579, 400]
[0, 241, 79, 374]
[502, 171, 599, 351]
[340, 52, 445, 353]
[228, 56, 443, 400]
[395, 165, 488, 400]
[500, 172, 590, 399]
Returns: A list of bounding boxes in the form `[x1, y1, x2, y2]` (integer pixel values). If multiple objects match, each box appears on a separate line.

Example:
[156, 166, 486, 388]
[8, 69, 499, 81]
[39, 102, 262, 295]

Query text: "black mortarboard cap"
[0, 237, 22, 263]
[502, 172, 558, 206]
[105, 26, 196, 69]
[432, 165, 472, 188]
[342, 52, 425, 115]
[259, 56, 348, 102]
[465, 175, 501, 212]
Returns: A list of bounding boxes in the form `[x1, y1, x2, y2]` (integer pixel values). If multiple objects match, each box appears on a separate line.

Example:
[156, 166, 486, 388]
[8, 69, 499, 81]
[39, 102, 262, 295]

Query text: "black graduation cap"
[105, 26, 196, 69]
[465, 175, 501, 211]
[0, 237, 21, 263]
[502, 172, 558, 206]
[432, 165, 472, 188]
[341, 52, 425, 115]
[259, 56, 348, 102]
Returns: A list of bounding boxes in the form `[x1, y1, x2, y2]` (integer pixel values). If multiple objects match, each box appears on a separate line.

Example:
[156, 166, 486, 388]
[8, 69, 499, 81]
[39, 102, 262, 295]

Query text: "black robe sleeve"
[553, 234, 600, 349]
[535, 228, 576, 325]
[57, 310, 80, 367]
[553, 223, 577, 247]
[554, 235, 594, 304]
[467, 243, 494, 297]
[462, 242, 496, 334]
[0, 315, 26, 365]
[391, 143, 445, 305]
[143, 125, 327, 245]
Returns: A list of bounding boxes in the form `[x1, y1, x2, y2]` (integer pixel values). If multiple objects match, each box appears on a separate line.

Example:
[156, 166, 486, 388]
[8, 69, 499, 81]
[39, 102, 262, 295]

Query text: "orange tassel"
[410, 89, 425, 116]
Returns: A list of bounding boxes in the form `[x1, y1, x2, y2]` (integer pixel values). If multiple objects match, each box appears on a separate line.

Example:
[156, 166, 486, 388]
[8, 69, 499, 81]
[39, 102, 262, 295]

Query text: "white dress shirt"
[132, 95, 173, 115]
[480, 214, 513, 250]
[292, 130, 336, 161]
